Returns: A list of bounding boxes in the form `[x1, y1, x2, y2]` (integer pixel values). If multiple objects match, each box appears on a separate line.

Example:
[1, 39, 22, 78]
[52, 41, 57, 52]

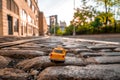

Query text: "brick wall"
[39, 12, 43, 35]
[0, 0, 39, 36]
[39, 12, 48, 35]
[0, 0, 3, 35]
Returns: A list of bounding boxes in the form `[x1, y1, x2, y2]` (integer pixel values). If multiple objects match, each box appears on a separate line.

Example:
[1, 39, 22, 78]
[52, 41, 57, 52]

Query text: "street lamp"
[74, 0, 75, 9]
[73, 0, 76, 36]
[73, 20, 76, 36]
[114, 5, 117, 32]
[73, 26, 76, 36]
[73, 18, 79, 36]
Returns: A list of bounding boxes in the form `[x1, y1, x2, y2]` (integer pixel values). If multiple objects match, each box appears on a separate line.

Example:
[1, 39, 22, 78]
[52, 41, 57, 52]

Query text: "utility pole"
[73, 0, 76, 36]
[114, 4, 116, 33]
[74, 0, 75, 9]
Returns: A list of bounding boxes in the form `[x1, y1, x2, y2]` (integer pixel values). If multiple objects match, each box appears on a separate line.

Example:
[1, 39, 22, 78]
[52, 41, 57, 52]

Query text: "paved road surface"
[0, 36, 120, 80]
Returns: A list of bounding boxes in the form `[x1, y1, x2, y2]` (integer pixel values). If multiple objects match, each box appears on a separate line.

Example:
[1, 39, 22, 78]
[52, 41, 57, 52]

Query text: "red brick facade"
[39, 12, 48, 35]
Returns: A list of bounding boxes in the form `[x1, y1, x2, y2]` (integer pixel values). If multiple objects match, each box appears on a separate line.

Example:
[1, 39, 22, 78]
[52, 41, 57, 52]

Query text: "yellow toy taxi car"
[49, 46, 66, 63]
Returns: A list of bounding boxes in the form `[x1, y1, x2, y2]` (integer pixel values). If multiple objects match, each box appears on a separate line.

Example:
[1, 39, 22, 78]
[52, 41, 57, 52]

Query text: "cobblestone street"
[1, 0, 120, 79]
[0, 36, 120, 80]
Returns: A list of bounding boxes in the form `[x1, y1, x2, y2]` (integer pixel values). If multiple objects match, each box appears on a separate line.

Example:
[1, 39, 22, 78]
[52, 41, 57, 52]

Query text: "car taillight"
[50, 54, 52, 56]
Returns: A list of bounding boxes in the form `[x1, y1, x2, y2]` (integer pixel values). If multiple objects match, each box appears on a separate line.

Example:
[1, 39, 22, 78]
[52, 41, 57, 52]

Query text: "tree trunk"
[105, 0, 108, 26]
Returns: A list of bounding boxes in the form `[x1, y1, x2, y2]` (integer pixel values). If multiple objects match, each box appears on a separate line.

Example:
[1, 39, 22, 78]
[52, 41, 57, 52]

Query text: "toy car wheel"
[61, 61, 65, 63]
[51, 60, 54, 62]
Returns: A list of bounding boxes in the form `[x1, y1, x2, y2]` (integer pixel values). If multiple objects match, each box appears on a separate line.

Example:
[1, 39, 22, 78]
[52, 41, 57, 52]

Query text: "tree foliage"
[94, 0, 120, 25]
[97, 12, 114, 25]
[73, 0, 95, 27]
[90, 17, 102, 27]
[64, 25, 74, 35]
[57, 0, 120, 36]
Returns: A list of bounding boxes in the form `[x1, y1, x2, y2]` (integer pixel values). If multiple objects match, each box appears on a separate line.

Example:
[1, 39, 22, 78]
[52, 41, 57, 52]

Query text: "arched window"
[20, 9, 27, 21]
[27, 0, 31, 7]
[25, 0, 27, 2]
[7, 0, 19, 15]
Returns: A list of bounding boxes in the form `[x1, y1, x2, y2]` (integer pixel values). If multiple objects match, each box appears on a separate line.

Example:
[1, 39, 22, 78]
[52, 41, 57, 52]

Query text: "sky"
[38, 0, 81, 25]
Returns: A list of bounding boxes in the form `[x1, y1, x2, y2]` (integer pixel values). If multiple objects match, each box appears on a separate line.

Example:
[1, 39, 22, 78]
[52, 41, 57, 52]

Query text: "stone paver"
[0, 68, 28, 80]
[0, 50, 46, 59]
[86, 56, 120, 64]
[37, 65, 120, 80]
[114, 47, 120, 51]
[16, 56, 86, 71]
[0, 56, 12, 68]
[80, 52, 103, 58]
[87, 45, 118, 50]
[102, 52, 120, 56]
[73, 48, 92, 54]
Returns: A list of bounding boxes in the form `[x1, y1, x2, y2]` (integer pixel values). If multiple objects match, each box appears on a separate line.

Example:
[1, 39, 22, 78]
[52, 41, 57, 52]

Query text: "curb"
[62, 37, 120, 45]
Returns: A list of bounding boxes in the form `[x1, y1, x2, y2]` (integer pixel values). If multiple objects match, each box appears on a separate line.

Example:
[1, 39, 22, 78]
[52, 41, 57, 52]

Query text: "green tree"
[112, 0, 120, 32]
[56, 28, 64, 36]
[94, 0, 112, 25]
[97, 12, 114, 25]
[71, 0, 96, 26]
[71, 0, 96, 34]
[90, 17, 102, 27]
[94, 0, 120, 26]
[51, 26, 60, 35]
[64, 25, 74, 35]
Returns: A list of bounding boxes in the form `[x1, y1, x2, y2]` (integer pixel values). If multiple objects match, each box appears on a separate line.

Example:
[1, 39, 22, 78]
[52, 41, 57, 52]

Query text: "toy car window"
[54, 50, 63, 53]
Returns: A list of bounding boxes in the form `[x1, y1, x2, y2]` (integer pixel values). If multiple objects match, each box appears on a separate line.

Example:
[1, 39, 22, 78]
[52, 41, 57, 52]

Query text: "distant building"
[49, 15, 58, 32]
[0, 0, 46, 36]
[39, 12, 48, 35]
[59, 21, 66, 31]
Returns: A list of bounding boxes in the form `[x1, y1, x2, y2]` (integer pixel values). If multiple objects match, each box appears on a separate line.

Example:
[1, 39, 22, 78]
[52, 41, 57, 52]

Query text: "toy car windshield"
[54, 49, 63, 53]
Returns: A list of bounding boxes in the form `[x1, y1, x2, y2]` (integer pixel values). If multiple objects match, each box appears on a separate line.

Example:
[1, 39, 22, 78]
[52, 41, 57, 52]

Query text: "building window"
[25, 0, 27, 2]
[28, 25, 32, 34]
[35, 0, 38, 3]
[14, 18, 19, 32]
[0, 0, 2, 9]
[33, 7, 35, 12]
[11, 0, 14, 12]
[20, 9, 27, 21]
[14, 4, 19, 15]
[23, 10, 27, 21]
[28, 15, 32, 23]
[30, 3, 32, 9]
[32, 5, 35, 12]
[21, 22, 23, 35]
[28, 0, 31, 7]
[7, 0, 19, 15]
[7, 0, 11, 10]
[31, 19, 35, 24]
[23, 22, 27, 33]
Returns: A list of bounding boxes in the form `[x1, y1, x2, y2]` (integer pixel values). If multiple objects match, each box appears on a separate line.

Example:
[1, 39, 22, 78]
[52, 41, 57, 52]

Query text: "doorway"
[7, 15, 13, 35]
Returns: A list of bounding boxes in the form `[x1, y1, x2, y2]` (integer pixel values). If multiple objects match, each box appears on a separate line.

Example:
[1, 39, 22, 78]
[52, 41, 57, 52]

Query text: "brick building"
[39, 12, 48, 35]
[0, 0, 40, 36]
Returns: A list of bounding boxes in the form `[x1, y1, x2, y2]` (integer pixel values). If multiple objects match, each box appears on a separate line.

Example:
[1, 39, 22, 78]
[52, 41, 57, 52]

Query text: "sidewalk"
[0, 36, 49, 48]
[65, 34, 120, 43]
